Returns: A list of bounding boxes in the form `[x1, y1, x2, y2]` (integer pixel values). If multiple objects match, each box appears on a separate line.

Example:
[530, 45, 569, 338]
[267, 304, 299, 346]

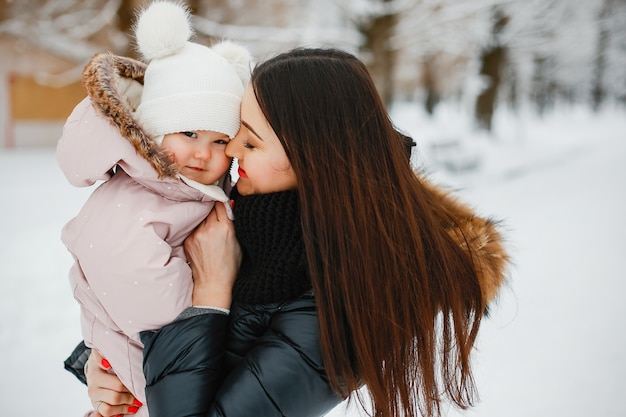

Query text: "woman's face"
[226, 84, 297, 195]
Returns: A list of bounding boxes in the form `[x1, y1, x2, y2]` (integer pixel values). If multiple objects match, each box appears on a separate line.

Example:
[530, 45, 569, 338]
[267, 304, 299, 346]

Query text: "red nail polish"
[133, 399, 143, 407]
[101, 358, 111, 369]
[128, 406, 139, 413]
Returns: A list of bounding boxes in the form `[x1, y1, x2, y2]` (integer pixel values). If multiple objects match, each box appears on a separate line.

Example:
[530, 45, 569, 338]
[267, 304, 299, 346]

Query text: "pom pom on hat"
[212, 41, 253, 87]
[135, 1, 192, 61]
[133, 1, 252, 141]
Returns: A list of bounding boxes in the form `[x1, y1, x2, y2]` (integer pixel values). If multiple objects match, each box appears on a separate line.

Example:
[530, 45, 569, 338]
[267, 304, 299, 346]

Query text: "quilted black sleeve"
[63, 340, 91, 385]
[208, 293, 342, 416]
[141, 312, 229, 417]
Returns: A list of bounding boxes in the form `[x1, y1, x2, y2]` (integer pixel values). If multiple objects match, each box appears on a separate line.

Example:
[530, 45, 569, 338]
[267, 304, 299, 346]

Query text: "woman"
[68, 47, 508, 417]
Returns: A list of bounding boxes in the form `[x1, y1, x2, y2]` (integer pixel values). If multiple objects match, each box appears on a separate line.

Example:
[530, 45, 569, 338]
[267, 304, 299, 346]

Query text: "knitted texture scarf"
[231, 187, 312, 304]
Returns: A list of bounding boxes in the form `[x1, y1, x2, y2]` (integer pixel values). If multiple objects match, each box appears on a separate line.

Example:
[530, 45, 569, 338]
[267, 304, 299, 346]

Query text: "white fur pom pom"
[212, 41, 252, 86]
[135, 1, 192, 61]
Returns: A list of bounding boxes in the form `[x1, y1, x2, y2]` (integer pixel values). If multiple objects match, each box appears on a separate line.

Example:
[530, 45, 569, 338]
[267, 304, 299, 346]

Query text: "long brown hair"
[251, 48, 486, 417]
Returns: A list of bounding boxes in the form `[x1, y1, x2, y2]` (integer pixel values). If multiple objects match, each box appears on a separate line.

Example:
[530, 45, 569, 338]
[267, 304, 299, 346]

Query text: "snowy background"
[1, 102, 624, 416]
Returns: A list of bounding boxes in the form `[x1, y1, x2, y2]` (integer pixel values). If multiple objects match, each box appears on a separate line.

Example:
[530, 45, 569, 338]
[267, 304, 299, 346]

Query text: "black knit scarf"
[231, 187, 311, 304]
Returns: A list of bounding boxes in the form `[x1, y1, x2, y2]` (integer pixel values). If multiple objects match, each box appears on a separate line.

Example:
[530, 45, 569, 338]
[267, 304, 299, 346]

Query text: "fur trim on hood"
[81, 52, 177, 179]
[423, 178, 509, 304]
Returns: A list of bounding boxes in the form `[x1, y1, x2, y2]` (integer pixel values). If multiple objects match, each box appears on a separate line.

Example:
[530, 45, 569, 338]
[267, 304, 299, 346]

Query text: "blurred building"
[0, 0, 135, 147]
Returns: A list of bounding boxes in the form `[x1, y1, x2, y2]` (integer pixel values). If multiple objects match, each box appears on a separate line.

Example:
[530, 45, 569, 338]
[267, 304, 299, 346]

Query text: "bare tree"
[592, 0, 613, 111]
[116, 0, 142, 57]
[355, 0, 399, 107]
[474, 6, 508, 131]
[0, 0, 11, 22]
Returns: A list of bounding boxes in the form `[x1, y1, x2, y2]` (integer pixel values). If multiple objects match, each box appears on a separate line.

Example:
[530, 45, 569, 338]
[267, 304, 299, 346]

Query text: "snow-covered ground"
[1, 103, 625, 416]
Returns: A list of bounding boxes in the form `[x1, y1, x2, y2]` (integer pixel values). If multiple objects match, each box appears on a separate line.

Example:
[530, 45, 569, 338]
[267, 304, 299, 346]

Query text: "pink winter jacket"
[57, 53, 232, 410]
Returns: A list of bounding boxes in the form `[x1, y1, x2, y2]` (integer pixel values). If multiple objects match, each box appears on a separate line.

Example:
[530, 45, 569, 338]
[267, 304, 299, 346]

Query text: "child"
[57, 2, 251, 416]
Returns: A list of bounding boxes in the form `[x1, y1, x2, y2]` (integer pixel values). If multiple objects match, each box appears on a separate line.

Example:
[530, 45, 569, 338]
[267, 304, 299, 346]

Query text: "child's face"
[161, 130, 231, 185]
[225, 84, 297, 195]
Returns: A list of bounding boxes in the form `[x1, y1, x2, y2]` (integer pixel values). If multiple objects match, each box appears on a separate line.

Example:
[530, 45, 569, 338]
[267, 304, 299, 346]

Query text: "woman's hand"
[86, 349, 142, 417]
[185, 202, 241, 308]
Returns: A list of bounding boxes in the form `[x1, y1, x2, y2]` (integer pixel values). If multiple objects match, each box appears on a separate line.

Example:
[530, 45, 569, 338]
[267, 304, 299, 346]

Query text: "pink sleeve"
[56, 98, 126, 187]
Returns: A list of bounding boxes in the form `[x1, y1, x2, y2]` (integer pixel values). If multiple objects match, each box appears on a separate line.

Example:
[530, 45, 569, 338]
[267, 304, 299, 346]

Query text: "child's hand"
[86, 350, 142, 416]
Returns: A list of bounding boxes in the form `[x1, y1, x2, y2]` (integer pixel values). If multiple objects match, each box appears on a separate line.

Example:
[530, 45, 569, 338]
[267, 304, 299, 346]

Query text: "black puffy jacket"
[141, 291, 342, 417]
[65, 292, 342, 417]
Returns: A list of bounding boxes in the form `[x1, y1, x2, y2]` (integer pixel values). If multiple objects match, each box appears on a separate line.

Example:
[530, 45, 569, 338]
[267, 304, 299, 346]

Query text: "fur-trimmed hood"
[81, 52, 177, 179]
[58, 52, 232, 204]
[423, 178, 509, 304]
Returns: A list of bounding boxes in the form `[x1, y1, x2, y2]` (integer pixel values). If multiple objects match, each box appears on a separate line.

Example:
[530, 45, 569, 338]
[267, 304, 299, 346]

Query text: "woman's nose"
[225, 134, 242, 158]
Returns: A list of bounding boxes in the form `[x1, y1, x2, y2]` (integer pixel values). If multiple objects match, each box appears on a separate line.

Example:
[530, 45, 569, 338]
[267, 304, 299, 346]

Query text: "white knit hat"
[134, 1, 251, 141]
